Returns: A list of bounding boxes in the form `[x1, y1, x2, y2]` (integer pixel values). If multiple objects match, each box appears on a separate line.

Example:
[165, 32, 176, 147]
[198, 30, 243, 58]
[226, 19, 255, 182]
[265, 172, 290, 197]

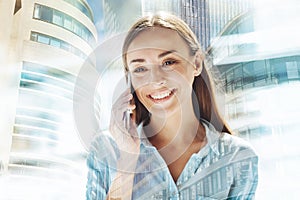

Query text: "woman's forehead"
[126, 27, 190, 54]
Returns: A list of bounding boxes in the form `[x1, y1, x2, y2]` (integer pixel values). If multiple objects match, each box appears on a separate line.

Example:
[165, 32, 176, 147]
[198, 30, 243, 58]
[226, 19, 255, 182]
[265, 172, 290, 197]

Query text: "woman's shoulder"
[221, 132, 255, 150]
[88, 130, 120, 162]
[219, 132, 258, 160]
[89, 131, 114, 149]
[201, 120, 258, 160]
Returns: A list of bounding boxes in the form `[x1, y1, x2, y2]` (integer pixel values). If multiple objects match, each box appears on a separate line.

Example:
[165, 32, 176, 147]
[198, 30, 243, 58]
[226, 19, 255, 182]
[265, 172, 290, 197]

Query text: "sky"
[87, 0, 105, 43]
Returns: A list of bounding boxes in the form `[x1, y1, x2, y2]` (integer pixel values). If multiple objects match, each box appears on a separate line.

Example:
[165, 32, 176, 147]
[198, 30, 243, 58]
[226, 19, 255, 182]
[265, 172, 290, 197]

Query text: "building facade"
[209, 2, 300, 198]
[102, 0, 142, 39]
[141, 0, 253, 51]
[0, 0, 97, 199]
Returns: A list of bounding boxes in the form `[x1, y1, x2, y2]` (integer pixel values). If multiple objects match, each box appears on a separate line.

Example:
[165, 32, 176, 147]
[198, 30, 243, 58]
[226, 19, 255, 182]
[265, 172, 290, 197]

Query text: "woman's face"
[126, 27, 200, 116]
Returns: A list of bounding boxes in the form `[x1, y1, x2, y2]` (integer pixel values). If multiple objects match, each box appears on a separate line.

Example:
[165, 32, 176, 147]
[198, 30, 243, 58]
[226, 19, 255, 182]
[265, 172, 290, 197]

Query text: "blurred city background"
[0, 0, 299, 199]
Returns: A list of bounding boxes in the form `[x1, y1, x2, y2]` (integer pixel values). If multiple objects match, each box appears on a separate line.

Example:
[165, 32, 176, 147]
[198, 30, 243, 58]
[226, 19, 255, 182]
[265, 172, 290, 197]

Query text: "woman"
[86, 13, 258, 200]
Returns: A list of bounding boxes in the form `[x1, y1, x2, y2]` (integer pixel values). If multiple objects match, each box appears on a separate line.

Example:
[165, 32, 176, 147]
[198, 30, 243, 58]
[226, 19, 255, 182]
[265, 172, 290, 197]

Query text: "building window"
[270, 57, 288, 83]
[53, 10, 63, 26]
[234, 65, 243, 90]
[221, 56, 300, 93]
[30, 31, 87, 59]
[21, 62, 75, 97]
[253, 60, 267, 81]
[33, 4, 95, 46]
[37, 34, 50, 44]
[286, 61, 299, 79]
[237, 125, 272, 140]
[40, 5, 52, 22]
[63, 0, 94, 22]
[243, 62, 255, 86]
[63, 15, 72, 30]
[30, 32, 38, 41]
[73, 21, 81, 35]
[49, 38, 60, 48]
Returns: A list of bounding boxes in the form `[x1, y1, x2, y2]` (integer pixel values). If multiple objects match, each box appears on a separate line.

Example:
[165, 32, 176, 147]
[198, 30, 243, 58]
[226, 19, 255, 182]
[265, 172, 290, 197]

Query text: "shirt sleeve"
[227, 147, 259, 200]
[86, 134, 119, 200]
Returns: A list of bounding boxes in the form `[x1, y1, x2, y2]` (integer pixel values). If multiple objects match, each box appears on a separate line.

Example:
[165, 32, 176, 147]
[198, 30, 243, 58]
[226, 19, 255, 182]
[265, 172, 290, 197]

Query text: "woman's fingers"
[111, 90, 134, 117]
[116, 102, 135, 113]
[128, 117, 139, 140]
[110, 88, 137, 138]
[113, 89, 132, 105]
[112, 91, 134, 113]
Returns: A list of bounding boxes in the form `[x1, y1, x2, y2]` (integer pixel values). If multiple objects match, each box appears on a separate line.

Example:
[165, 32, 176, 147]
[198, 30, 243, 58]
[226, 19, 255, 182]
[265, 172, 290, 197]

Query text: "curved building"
[209, 3, 300, 199]
[0, 0, 97, 199]
[142, 0, 253, 50]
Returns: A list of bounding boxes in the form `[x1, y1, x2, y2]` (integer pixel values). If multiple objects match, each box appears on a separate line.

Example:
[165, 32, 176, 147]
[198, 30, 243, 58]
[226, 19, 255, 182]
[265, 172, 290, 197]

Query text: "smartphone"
[124, 73, 132, 131]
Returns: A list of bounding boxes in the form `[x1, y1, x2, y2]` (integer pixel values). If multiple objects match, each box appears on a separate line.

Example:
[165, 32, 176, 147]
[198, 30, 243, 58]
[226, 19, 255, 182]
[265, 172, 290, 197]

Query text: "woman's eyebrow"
[129, 58, 145, 64]
[129, 50, 177, 64]
[158, 50, 177, 58]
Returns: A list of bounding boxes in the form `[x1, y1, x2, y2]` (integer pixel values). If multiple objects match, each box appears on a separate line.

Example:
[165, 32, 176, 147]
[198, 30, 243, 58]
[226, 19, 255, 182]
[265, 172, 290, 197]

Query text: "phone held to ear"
[124, 73, 133, 131]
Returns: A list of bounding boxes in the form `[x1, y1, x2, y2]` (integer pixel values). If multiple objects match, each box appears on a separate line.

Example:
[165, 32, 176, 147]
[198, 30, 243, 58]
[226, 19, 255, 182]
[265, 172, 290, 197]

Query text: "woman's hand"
[109, 88, 139, 160]
[108, 89, 139, 199]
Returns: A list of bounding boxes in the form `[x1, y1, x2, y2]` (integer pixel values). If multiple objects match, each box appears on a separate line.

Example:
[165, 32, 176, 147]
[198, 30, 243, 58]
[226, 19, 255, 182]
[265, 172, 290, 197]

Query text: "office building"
[0, 0, 97, 199]
[209, 2, 300, 198]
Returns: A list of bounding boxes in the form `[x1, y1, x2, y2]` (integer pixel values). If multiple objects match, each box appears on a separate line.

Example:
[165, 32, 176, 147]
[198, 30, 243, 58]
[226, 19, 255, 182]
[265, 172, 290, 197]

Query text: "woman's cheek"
[174, 65, 196, 85]
[131, 77, 149, 91]
[135, 88, 151, 109]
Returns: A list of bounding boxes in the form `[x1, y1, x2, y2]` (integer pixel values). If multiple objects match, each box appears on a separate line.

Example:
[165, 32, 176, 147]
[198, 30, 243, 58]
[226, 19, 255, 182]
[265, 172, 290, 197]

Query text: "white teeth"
[150, 91, 172, 100]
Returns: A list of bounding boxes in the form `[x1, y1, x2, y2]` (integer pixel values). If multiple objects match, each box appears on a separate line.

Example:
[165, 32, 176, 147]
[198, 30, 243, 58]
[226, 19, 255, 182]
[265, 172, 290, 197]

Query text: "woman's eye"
[133, 67, 147, 73]
[165, 60, 175, 65]
[162, 60, 177, 69]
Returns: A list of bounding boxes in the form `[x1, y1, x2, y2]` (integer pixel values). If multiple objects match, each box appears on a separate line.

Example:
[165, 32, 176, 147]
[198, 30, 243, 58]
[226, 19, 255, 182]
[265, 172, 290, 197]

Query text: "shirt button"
[171, 191, 178, 197]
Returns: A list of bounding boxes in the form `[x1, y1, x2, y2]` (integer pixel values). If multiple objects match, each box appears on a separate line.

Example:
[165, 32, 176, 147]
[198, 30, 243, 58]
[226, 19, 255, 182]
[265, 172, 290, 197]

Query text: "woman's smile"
[147, 88, 177, 103]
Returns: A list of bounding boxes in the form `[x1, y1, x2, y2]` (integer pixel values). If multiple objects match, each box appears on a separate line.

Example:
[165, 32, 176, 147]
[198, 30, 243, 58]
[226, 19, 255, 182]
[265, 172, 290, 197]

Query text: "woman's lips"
[147, 89, 177, 103]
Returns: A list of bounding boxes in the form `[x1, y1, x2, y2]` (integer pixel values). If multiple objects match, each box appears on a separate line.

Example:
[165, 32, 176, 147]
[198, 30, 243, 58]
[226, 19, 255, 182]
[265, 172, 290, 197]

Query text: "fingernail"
[131, 104, 136, 110]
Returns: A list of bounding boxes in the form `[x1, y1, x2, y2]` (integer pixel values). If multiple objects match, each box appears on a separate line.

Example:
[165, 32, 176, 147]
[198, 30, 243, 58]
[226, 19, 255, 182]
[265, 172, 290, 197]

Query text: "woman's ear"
[193, 51, 204, 77]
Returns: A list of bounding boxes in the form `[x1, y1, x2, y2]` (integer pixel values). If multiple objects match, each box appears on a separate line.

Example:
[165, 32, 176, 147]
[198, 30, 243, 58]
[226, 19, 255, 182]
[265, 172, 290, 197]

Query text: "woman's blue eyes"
[133, 67, 147, 73]
[133, 60, 177, 73]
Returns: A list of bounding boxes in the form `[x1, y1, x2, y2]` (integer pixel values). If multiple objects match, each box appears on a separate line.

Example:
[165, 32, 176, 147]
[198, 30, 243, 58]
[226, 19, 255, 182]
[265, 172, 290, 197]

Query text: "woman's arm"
[86, 83, 139, 199]
[105, 87, 140, 199]
[106, 170, 136, 200]
[86, 134, 138, 200]
[86, 135, 118, 200]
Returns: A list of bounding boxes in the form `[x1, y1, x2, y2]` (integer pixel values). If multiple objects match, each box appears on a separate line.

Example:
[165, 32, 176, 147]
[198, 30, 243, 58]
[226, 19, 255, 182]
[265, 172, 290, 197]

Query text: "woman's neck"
[144, 104, 207, 174]
[145, 105, 205, 150]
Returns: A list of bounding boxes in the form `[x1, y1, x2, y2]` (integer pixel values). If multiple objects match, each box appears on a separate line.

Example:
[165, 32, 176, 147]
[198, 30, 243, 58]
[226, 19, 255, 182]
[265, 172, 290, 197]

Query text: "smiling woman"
[126, 27, 201, 127]
[86, 13, 258, 200]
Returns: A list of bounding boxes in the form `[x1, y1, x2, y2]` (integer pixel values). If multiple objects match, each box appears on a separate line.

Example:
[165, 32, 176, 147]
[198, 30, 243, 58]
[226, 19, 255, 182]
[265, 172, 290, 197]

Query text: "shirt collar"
[136, 123, 152, 147]
[136, 119, 221, 156]
[200, 119, 220, 156]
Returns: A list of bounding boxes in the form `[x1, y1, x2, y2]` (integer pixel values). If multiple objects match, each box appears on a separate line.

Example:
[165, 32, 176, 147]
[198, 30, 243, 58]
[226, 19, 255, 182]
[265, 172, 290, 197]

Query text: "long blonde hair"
[122, 13, 231, 134]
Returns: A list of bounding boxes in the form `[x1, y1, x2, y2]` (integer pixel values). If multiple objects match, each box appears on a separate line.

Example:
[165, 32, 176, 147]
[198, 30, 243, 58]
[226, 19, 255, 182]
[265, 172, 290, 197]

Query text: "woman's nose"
[150, 66, 166, 86]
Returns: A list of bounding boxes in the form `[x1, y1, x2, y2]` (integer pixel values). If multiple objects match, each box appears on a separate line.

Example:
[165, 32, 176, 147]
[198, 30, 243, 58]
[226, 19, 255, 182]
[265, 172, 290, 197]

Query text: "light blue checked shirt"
[86, 120, 258, 199]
